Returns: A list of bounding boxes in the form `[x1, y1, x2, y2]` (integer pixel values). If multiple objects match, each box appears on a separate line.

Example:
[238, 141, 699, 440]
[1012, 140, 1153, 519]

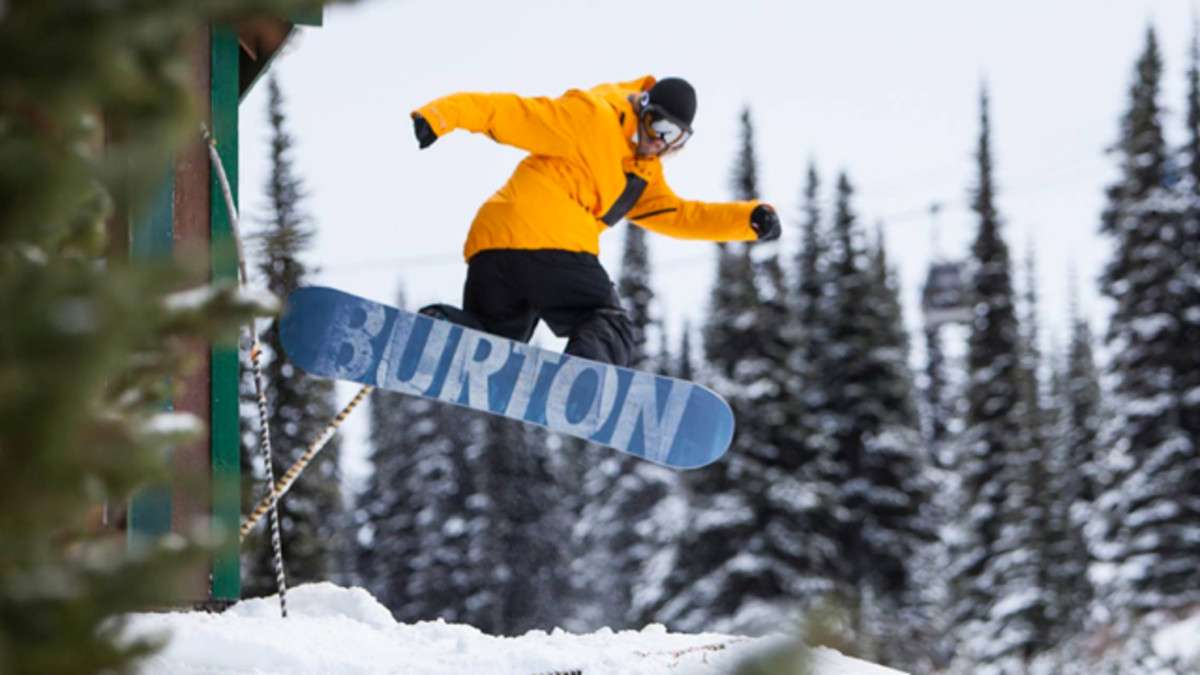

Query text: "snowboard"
[279, 286, 734, 469]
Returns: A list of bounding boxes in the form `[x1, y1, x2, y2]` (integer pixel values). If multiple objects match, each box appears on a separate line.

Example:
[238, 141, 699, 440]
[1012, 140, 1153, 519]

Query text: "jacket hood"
[588, 76, 655, 113]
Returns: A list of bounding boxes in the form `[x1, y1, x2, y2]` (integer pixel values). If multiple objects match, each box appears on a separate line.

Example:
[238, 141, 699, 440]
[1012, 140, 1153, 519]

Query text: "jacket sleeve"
[627, 176, 759, 242]
[412, 91, 592, 158]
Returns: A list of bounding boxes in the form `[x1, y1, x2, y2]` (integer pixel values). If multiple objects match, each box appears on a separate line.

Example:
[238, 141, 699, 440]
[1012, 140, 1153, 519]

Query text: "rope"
[240, 384, 372, 538]
[203, 124, 288, 618]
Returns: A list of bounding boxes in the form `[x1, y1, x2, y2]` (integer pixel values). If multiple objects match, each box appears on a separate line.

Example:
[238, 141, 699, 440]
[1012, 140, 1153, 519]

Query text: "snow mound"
[226, 582, 397, 630]
[123, 583, 908, 675]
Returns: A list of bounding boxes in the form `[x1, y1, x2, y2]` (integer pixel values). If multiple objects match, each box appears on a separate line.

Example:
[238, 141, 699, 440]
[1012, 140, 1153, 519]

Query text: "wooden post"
[123, 10, 322, 605]
[171, 25, 217, 603]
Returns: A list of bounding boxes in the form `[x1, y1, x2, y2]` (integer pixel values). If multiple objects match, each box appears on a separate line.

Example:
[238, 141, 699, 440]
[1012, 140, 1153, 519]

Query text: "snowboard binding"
[418, 303, 486, 331]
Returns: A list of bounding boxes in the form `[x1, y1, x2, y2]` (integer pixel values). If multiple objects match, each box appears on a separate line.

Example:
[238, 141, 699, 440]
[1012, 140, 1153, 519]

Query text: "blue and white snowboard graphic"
[279, 286, 734, 469]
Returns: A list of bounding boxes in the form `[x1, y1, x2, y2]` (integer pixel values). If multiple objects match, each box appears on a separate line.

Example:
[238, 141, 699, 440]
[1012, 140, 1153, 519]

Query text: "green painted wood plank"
[210, 24, 242, 602]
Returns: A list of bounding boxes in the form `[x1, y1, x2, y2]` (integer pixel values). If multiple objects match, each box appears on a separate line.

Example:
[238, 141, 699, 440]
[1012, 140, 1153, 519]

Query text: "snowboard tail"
[279, 286, 734, 468]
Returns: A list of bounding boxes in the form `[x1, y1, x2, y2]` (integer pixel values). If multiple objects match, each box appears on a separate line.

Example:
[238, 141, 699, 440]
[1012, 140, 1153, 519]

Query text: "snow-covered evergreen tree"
[677, 321, 696, 382]
[618, 222, 657, 371]
[1093, 27, 1200, 617]
[948, 86, 1049, 671]
[781, 161, 845, 608]
[817, 181, 933, 666]
[1014, 249, 1060, 648]
[1176, 23, 1200, 541]
[352, 311, 483, 625]
[785, 162, 834, 485]
[389, 401, 478, 624]
[704, 108, 764, 380]
[571, 222, 682, 630]
[922, 325, 952, 449]
[0, 1, 296, 669]
[795, 162, 826, 356]
[659, 109, 838, 633]
[243, 76, 345, 596]
[576, 456, 684, 628]
[1043, 292, 1101, 640]
[355, 380, 419, 613]
[461, 416, 572, 635]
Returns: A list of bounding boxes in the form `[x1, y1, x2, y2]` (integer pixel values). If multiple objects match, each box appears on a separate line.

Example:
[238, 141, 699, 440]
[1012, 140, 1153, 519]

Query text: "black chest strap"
[600, 173, 648, 226]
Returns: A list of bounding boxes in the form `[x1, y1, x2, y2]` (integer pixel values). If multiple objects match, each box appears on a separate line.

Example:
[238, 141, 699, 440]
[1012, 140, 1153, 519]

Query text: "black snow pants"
[456, 249, 636, 367]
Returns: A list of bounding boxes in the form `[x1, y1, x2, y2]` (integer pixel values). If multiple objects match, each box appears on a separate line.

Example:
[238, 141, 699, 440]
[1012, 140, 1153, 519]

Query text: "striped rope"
[249, 340, 288, 617]
[204, 125, 288, 618]
[240, 384, 372, 538]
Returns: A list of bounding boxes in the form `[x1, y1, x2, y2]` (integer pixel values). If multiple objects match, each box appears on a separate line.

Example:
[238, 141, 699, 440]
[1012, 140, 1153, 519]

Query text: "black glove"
[412, 113, 438, 149]
[750, 204, 781, 242]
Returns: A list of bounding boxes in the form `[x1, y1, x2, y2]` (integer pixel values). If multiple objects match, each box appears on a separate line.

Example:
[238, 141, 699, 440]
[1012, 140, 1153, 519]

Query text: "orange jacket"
[412, 76, 760, 261]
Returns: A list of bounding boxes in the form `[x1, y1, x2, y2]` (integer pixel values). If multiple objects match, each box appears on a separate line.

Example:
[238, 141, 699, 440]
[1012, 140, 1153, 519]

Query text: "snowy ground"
[123, 583, 908, 675]
[1152, 611, 1200, 662]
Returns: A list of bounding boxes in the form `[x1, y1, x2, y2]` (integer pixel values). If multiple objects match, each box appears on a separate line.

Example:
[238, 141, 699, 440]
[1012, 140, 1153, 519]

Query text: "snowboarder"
[410, 76, 781, 367]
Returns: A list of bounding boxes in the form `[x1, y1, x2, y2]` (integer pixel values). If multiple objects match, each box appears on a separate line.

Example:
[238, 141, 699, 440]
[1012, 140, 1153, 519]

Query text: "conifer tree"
[817, 180, 932, 665]
[654, 325, 672, 377]
[351, 291, 481, 624]
[460, 416, 571, 635]
[715, 107, 791, 427]
[575, 455, 681, 628]
[355, 383, 419, 612]
[1178, 24, 1200, 508]
[704, 107, 763, 378]
[677, 321, 695, 382]
[922, 324, 951, 446]
[661, 110, 838, 633]
[572, 222, 680, 630]
[0, 1, 322, 672]
[382, 400, 478, 623]
[1013, 248, 1058, 648]
[1094, 27, 1200, 616]
[243, 76, 345, 595]
[618, 223, 657, 370]
[787, 161, 837, 514]
[1018, 248, 1048, 477]
[354, 290, 421, 615]
[870, 228, 945, 671]
[1045, 292, 1101, 639]
[796, 162, 826, 349]
[1187, 26, 1200, 192]
[948, 87, 1048, 669]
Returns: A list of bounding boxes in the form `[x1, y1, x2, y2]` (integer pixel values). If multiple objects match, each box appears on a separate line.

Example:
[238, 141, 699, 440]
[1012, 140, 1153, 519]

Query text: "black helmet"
[638, 77, 695, 151]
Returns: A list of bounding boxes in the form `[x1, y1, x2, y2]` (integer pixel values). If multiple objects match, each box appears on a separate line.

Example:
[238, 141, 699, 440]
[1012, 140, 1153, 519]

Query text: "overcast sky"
[239, 0, 1196, 483]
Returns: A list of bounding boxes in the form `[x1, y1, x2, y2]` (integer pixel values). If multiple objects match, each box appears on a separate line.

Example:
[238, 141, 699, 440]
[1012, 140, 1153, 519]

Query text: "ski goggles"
[638, 95, 693, 149]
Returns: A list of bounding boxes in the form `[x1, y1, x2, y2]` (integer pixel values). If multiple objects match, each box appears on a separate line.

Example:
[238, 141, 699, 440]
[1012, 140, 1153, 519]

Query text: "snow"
[122, 583, 908, 675]
[1152, 612, 1200, 664]
[141, 412, 205, 437]
[164, 284, 280, 314]
[163, 285, 225, 311]
[13, 242, 46, 265]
